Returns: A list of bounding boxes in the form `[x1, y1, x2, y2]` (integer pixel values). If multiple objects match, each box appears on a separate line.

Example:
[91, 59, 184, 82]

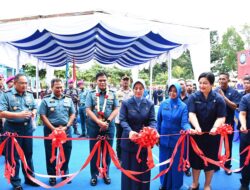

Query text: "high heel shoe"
[188, 183, 199, 190]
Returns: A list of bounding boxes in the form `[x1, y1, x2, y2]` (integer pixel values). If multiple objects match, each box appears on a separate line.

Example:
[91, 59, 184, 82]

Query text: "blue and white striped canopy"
[8, 23, 181, 67]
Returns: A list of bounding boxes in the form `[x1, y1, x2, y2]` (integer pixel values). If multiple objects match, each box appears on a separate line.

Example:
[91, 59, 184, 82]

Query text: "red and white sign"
[237, 50, 250, 79]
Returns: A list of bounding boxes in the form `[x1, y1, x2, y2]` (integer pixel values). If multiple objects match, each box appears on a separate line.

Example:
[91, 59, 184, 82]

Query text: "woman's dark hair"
[198, 72, 215, 85]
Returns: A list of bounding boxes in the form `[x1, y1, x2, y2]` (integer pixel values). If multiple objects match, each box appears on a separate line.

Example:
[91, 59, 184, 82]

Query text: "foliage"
[54, 62, 132, 86]
[172, 51, 193, 79]
[211, 27, 245, 74]
[22, 63, 46, 79]
[220, 27, 244, 72]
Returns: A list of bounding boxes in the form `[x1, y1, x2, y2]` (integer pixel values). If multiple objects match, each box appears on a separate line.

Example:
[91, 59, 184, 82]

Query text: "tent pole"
[149, 61, 153, 100]
[16, 49, 20, 74]
[167, 52, 172, 85]
[36, 60, 39, 99]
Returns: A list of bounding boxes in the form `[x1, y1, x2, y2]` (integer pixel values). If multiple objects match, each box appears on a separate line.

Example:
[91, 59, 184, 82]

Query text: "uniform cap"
[122, 75, 130, 80]
[132, 79, 146, 89]
[6, 76, 14, 83]
[68, 79, 74, 84]
[77, 80, 84, 86]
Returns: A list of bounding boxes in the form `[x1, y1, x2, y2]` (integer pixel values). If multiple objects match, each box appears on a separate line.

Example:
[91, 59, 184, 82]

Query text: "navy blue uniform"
[188, 90, 226, 171]
[215, 86, 241, 169]
[86, 89, 118, 179]
[239, 94, 250, 187]
[0, 88, 37, 188]
[39, 94, 75, 176]
[119, 96, 156, 190]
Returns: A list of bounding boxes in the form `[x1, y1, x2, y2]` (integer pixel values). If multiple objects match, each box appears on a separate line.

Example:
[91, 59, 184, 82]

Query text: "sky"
[0, 0, 249, 33]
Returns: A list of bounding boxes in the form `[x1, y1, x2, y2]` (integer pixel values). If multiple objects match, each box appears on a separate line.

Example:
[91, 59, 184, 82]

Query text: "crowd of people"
[0, 71, 250, 190]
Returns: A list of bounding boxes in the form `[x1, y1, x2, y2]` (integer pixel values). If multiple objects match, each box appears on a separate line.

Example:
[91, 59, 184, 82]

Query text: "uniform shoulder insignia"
[26, 90, 33, 93]
[43, 95, 51, 98]
[4, 89, 11, 93]
[65, 94, 71, 98]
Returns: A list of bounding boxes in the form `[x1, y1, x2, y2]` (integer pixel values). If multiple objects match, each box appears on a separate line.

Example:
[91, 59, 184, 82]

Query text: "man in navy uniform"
[78, 80, 88, 137]
[216, 72, 241, 174]
[239, 92, 250, 190]
[39, 78, 75, 186]
[86, 71, 118, 186]
[64, 79, 80, 135]
[0, 73, 39, 190]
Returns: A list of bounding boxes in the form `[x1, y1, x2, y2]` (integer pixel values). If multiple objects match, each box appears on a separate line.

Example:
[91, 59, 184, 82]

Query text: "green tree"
[212, 27, 244, 72]
[219, 27, 244, 72]
[172, 51, 193, 79]
[22, 63, 46, 79]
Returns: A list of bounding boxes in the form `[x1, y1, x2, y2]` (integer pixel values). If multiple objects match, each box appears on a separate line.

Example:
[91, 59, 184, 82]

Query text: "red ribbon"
[49, 130, 67, 175]
[178, 131, 190, 172]
[2, 128, 250, 187]
[132, 127, 159, 169]
[216, 124, 233, 165]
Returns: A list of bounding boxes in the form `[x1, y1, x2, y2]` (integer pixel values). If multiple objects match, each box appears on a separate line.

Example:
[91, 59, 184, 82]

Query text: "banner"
[238, 50, 250, 79]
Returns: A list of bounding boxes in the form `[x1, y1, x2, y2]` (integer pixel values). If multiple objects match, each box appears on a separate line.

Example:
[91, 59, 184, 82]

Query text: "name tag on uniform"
[25, 96, 33, 104]
[195, 101, 201, 104]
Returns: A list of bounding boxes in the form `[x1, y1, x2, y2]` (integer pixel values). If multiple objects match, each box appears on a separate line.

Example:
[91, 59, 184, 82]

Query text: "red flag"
[72, 58, 77, 82]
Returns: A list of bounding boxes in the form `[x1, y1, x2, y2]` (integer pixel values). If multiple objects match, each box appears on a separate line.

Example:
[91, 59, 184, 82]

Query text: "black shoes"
[79, 134, 88, 138]
[159, 186, 166, 190]
[185, 169, 192, 177]
[103, 176, 111, 185]
[90, 177, 97, 186]
[74, 129, 80, 135]
[225, 170, 232, 175]
[14, 186, 23, 190]
[188, 183, 200, 190]
[49, 178, 56, 186]
[24, 179, 39, 187]
[62, 177, 72, 184]
[240, 185, 250, 190]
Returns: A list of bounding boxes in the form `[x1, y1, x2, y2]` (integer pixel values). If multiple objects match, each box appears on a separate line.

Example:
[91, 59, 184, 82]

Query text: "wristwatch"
[106, 119, 111, 124]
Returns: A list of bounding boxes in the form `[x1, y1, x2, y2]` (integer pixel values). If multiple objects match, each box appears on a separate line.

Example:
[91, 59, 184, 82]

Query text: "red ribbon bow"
[49, 130, 67, 175]
[216, 124, 233, 164]
[132, 127, 159, 169]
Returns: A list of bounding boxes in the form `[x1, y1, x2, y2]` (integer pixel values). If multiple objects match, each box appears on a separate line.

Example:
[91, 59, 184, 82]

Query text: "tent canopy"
[0, 11, 210, 80]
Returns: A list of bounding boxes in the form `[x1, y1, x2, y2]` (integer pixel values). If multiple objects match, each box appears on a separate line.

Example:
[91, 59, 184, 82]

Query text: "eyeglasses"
[17, 82, 28, 85]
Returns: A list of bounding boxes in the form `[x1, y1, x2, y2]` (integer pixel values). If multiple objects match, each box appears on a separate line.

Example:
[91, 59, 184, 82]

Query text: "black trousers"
[4, 121, 34, 188]
[240, 133, 250, 186]
[87, 123, 114, 178]
[43, 127, 72, 176]
[115, 123, 123, 160]
[224, 133, 234, 169]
